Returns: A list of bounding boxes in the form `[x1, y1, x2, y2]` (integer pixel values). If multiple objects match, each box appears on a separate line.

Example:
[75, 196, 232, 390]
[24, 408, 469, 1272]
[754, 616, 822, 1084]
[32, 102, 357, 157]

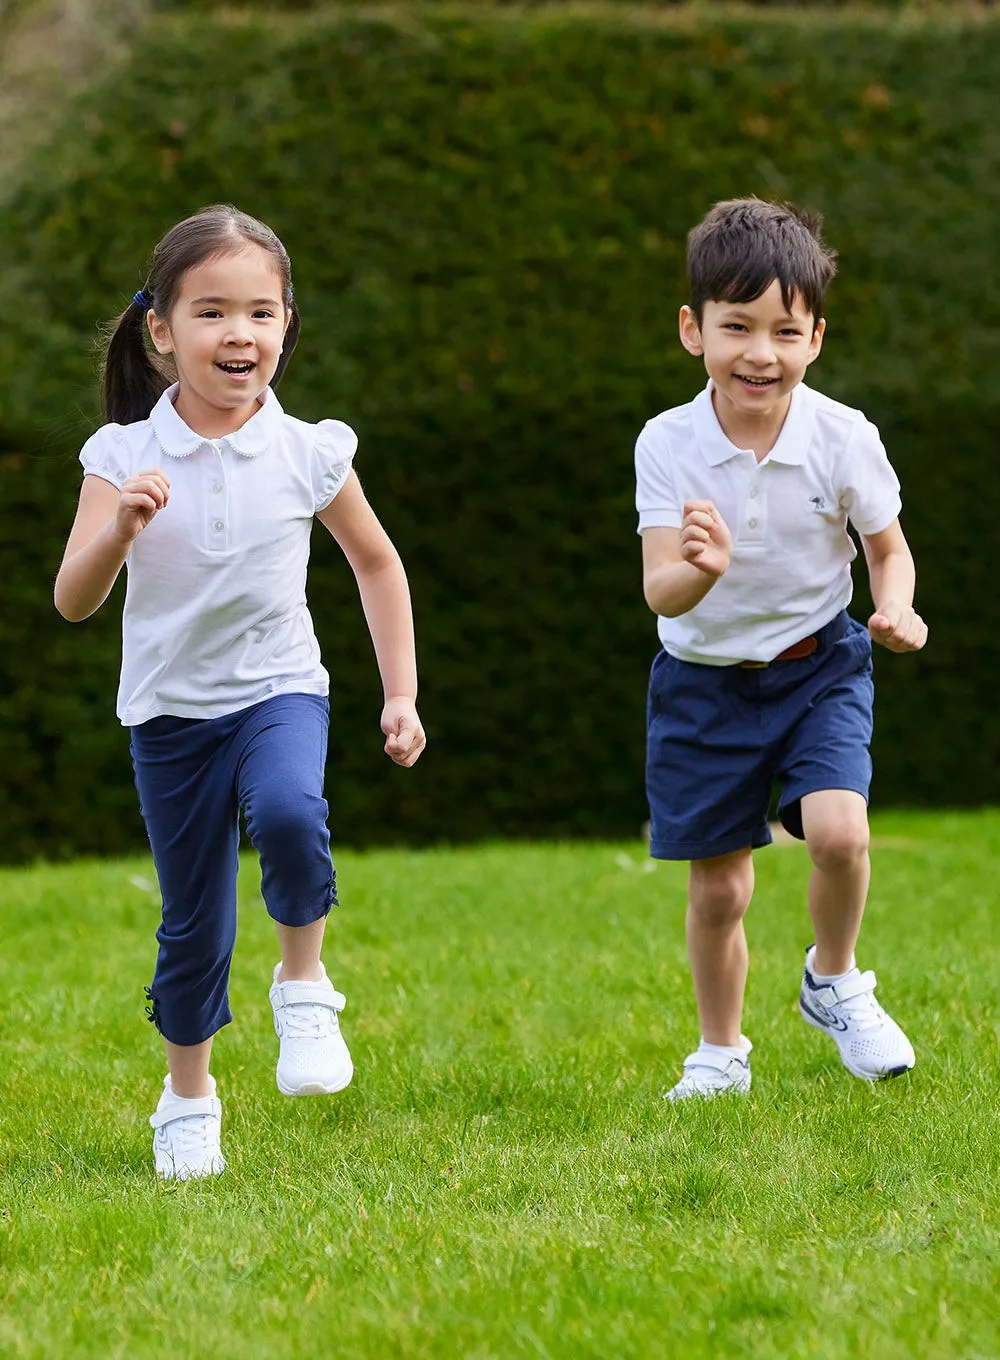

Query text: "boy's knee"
[688, 853, 753, 926]
[806, 815, 870, 870]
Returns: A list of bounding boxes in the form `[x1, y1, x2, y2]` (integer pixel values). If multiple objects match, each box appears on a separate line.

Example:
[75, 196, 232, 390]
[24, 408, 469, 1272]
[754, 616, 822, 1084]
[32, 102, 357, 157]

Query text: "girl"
[55, 204, 425, 1180]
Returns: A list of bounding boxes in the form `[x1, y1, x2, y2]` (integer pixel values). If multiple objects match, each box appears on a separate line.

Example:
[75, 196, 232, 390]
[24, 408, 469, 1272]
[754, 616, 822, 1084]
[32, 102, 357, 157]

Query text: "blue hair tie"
[133, 289, 153, 309]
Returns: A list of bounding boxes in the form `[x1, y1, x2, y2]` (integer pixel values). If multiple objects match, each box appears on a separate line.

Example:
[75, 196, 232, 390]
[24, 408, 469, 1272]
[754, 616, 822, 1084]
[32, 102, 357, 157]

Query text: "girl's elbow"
[53, 582, 72, 621]
[357, 545, 405, 581]
[54, 583, 90, 623]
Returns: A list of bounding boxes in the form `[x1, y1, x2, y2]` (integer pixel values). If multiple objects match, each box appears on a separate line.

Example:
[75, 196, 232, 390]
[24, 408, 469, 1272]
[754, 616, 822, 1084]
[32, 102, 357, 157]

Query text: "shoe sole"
[798, 1000, 915, 1082]
[663, 1083, 750, 1103]
[155, 1158, 227, 1180]
[277, 1068, 354, 1097]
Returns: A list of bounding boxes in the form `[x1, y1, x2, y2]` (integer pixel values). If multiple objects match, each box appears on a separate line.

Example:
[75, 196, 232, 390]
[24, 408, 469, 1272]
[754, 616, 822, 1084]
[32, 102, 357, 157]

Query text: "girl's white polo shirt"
[79, 384, 356, 726]
[635, 380, 902, 665]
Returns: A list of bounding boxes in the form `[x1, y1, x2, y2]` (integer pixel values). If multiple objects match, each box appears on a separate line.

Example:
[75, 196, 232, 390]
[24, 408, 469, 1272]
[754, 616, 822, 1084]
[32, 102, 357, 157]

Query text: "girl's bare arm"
[316, 471, 424, 766]
[55, 470, 170, 621]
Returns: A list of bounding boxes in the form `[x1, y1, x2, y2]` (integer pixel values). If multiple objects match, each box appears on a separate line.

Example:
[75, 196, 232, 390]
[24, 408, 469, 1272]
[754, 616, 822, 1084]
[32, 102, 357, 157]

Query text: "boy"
[635, 199, 926, 1100]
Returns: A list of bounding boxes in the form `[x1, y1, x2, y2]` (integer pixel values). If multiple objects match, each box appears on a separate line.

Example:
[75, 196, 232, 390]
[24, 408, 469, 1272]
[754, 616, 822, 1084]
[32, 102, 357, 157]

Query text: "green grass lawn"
[1, 810, 998, 1359]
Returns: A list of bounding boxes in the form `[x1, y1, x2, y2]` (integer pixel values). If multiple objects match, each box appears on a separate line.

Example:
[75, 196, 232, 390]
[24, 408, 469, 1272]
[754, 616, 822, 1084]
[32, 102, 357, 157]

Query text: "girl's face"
[148, 244, 290, 432]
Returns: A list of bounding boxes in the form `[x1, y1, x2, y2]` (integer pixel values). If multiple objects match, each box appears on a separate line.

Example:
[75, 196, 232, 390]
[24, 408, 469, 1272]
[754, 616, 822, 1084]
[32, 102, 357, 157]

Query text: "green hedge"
[1, 6, 997, 861]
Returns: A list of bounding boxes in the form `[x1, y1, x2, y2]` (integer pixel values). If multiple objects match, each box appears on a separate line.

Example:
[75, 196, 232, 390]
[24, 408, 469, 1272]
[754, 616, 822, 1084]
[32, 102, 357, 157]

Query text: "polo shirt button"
[748, 518, 757, 529]
[213, 520, 224, 531]
[212, 482, 223, 493]
[749, 487, 758, 499]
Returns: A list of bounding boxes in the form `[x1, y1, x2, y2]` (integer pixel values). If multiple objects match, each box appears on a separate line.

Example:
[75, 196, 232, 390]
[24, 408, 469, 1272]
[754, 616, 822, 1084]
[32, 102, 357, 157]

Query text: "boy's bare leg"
[164, 1037, 214, 1098]
[687, 848, 755, 1047]
[800, 789, 870, 976]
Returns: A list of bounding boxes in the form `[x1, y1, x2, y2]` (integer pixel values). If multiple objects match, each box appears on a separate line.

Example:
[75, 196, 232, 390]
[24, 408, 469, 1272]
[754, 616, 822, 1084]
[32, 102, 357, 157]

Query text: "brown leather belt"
[738, 635, 818, 669]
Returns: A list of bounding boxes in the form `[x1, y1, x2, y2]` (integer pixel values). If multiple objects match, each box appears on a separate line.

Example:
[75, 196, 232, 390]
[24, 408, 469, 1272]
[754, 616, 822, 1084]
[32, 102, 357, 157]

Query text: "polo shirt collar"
[692, 379, 815, 466]
[149, 382, 283, 459]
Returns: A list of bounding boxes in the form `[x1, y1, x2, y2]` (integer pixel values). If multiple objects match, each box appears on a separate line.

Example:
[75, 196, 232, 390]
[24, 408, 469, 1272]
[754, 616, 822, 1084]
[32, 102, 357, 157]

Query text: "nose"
[743, 332, 776, 366]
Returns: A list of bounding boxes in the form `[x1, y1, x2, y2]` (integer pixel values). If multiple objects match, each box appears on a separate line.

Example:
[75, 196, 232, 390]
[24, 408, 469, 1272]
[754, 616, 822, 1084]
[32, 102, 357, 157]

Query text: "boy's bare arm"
[642, 500, 732, 617]
[861, 519, 928, 652]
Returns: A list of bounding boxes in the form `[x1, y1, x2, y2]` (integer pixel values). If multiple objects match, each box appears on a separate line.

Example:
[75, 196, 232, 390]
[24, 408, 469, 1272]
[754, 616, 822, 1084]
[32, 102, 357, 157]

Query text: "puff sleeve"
[79, 425, 130, 490]
[311, 419, 358, 512]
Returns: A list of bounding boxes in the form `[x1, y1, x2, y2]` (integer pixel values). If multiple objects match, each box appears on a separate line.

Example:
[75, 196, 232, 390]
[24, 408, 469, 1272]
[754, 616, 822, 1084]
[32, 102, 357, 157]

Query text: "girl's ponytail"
[272, 300, 301, 390]
[102, 292, 170, 425]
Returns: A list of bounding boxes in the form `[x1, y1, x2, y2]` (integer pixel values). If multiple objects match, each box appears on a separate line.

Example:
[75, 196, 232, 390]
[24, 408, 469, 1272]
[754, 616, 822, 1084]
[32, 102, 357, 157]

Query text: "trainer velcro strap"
[683, 1049, 744, 1077]
[149, 1095, 221, 1130]
[270, 980, 346, 1011]
[812, 970, 877, 1007]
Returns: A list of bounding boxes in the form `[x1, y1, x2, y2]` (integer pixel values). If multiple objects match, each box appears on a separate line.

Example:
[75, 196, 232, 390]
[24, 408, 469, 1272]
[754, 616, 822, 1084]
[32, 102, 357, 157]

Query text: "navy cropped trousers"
[130, 693, 336, 1046]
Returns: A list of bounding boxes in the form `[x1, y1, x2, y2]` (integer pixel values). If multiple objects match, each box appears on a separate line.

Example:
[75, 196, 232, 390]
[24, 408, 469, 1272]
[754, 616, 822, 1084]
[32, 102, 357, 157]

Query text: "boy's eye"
[778, 328, 803, 337]
[724, 323, 748, 332]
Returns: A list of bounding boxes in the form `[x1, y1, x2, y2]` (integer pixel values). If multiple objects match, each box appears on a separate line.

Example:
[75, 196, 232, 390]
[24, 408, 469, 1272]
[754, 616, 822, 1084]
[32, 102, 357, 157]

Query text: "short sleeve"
[635, 421, 681, 534]
[79, 425, 130, 490]
[839, 418, 902, 536]
[311, 419, 358, 512]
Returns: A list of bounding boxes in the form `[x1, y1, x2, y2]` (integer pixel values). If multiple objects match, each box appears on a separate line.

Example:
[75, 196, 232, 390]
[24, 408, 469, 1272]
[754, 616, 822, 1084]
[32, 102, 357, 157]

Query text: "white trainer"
[269, 964, 354, 1096]
[663, 1036, 752, 1102]
[149, 1075, 226, 1180]
[799, 945, 915, 1081]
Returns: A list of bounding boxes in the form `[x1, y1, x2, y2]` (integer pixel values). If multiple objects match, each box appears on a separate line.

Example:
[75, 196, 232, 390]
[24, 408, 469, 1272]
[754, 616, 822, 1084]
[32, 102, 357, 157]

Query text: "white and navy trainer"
[269, 964, 354, 1097]
[663, 1036, 752, 1102]
[799, 944, 915, 1081]
[149, 1075, 226, 1180]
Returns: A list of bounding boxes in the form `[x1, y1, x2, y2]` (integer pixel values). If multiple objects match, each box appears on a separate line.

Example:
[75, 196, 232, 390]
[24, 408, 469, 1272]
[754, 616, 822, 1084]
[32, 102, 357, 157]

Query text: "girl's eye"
[199, 310, 222, 319]
[252, 310, 275, 320]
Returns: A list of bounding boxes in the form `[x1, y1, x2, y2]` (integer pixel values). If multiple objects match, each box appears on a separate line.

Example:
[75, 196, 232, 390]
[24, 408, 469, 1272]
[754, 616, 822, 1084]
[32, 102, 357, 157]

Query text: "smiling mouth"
[736, 374, 779, 388]
[216, 360, 255, 375]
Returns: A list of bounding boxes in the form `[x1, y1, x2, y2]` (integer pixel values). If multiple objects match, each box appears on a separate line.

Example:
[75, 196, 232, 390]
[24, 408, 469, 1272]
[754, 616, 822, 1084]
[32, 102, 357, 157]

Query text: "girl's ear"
[147, 311, 173, 356]
[678, 305, 704, 356]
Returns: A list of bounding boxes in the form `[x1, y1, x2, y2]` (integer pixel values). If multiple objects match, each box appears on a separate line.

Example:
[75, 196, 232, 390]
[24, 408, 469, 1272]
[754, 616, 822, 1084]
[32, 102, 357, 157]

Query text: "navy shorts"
[646, 611, 874, 861]
[130, 692, 336, 1046]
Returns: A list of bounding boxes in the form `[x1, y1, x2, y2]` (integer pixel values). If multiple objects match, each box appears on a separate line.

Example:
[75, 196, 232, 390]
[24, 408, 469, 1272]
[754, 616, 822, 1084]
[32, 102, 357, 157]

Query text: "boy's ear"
[678, 305, 704, 356]
[806, 316, 827, 366]
[147, 312, 173, 356]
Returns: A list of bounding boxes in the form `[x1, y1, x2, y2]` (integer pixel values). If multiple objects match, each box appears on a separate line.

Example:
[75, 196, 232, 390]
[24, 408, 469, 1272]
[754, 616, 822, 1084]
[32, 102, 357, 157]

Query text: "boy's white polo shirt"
[635, 380, 901, 665]
[79, 384, 357, 726]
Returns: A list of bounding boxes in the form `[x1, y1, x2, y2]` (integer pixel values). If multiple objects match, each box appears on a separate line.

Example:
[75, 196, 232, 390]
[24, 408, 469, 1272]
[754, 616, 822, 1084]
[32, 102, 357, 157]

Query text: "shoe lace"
[168, 1112, 217, 1159]
[282, 1002, 334, 1039]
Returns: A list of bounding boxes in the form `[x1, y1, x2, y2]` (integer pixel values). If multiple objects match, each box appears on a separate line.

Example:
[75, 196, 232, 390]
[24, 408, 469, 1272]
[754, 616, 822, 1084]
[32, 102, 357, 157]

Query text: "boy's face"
[679, 278, 825, 427]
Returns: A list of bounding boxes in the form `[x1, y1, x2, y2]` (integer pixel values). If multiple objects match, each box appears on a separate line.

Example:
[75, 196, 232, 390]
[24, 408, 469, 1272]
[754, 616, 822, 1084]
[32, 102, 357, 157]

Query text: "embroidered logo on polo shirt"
[809, 495, 827, 512]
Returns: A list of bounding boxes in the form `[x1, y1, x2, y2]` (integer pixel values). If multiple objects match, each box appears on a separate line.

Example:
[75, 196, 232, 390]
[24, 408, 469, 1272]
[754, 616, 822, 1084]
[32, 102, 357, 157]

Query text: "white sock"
[808, 955, 856, 986]
[163, 1074, 216, 1103]
[699, 1038, 749, 1060]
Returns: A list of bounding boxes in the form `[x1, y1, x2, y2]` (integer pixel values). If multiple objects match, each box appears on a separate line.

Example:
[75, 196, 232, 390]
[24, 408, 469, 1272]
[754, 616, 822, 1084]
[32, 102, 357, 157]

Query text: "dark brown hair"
[102, 204, 301, 424]
[687, 198, 837, 329]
